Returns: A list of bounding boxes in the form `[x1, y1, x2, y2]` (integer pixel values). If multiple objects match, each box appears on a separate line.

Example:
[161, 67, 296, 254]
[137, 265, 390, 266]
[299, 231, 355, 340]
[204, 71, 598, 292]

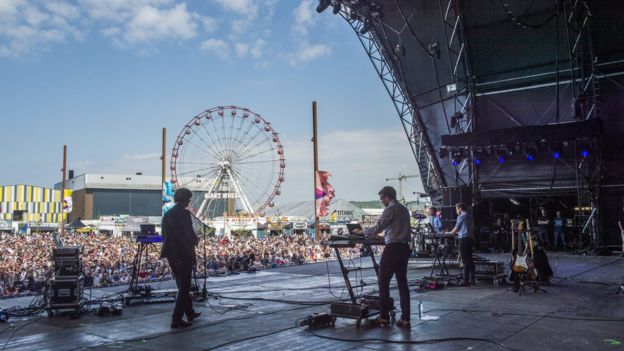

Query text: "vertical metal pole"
[162, 128, 166, 185]
[61, 145, 67, 237]
[313, 101, 320, 241]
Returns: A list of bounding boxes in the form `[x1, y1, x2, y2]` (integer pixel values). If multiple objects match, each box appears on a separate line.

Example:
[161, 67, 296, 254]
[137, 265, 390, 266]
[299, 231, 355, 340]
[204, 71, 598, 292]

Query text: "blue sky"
[0, 0, 423, 203]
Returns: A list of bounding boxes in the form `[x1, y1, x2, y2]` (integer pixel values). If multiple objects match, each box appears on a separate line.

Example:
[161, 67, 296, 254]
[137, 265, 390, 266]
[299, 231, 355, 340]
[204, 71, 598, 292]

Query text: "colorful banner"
[315, 171, 335, 217]
[63, 189, 73, 213]
[162, 181, 176, 216]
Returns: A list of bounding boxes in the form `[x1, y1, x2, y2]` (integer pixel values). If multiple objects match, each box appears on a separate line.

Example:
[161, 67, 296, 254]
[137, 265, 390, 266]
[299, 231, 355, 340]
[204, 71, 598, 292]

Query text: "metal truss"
[338, 8, 446, 197]
[438, 0, 475, 193]
[562, 0, 603, 246]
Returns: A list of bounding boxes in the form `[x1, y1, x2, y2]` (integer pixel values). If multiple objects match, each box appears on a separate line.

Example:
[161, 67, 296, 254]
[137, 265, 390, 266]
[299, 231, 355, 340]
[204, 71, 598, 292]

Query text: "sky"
[0, 0, 424, 204]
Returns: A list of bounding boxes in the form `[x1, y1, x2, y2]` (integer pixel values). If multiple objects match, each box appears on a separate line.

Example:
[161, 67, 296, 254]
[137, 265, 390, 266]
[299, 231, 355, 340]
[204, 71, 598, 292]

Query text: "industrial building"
[56, 173, 162, 220]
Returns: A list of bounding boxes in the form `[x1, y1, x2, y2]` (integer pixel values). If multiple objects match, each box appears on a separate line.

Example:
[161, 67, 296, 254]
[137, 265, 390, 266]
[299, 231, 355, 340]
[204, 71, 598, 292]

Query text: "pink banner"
[315, 171, 335, 217]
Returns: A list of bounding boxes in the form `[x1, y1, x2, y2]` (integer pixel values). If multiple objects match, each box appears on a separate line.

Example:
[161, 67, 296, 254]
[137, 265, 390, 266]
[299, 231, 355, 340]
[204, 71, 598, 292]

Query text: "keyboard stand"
[329, 241, 394, 327]
[430, 236, 451, 277]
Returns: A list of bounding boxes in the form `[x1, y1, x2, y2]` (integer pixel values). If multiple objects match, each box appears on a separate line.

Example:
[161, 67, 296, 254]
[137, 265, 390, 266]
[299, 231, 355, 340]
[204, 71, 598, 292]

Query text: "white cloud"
[235, 42, 249, 57]
[285, 0, 331, 66]
[249, 38, 265, 58]
[277, 128, 422, 203]
[293, 0, 314, 36]
[0, 0, 217, 57]
[0, 0, 22, 18]
[44, 1, 81, 20]
[201, 38, 229, 59]
[0, 0, 84, 57]
[212, 0, 277, 57]
[92, 2, 213, 48]
[287, 42, 331, 66]
[213, 0, 258, 18]
[124, 4, 197, 43]
[121, 152, 162, 161]
[201, 16, 218, 32]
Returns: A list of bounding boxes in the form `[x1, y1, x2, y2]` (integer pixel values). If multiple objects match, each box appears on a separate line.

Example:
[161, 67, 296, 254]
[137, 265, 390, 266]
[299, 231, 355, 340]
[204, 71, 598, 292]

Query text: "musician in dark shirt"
[492, 218, 507, 253]
[160, 188, 200, 328]
[537, 208, 551, 248]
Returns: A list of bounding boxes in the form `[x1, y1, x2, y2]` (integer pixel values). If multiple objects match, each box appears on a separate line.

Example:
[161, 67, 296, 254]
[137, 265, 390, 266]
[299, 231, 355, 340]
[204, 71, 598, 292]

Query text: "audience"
[0, 231, 372, 298]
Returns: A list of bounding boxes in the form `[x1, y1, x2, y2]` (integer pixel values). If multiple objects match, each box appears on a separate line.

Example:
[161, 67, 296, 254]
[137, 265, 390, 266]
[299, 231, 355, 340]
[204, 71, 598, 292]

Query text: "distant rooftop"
[55, 173, 162, 191]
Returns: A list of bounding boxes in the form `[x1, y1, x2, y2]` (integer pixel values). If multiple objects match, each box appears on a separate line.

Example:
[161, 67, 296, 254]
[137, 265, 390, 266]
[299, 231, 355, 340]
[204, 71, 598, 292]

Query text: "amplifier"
[54, 258, 81, 277]
[330, 302, 369, 319]
[49, 278, 82, 306]
[475, 260, 504, 275]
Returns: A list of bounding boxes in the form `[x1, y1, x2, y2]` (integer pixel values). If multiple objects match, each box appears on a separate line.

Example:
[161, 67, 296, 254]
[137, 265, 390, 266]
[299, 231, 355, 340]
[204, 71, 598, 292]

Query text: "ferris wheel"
[170, 106, 285, 222]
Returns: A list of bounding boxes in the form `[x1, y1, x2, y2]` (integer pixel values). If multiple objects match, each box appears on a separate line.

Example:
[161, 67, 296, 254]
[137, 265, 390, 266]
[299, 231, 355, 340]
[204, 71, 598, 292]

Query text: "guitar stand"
[515, 273, 548, 296]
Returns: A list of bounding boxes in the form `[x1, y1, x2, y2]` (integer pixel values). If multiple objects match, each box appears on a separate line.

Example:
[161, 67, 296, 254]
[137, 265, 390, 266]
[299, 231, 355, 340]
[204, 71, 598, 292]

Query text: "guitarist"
[449, 203, 475, 286]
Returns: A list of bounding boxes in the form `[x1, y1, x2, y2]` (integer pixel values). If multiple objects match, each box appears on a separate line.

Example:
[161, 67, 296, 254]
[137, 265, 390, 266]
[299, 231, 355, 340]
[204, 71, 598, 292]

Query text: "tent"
[265, 198, 365, 221]
[66, 218, 87, 230]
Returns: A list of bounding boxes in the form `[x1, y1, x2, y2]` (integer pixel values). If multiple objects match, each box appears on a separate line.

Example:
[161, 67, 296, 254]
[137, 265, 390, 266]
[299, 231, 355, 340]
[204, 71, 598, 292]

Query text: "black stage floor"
[1, 253, 623, 351]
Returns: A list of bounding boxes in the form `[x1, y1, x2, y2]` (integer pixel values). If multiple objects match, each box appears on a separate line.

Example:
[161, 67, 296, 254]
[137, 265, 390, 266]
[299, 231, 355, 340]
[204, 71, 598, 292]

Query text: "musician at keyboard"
[446, 203, 475, 287]
[352, 186, 411, 328]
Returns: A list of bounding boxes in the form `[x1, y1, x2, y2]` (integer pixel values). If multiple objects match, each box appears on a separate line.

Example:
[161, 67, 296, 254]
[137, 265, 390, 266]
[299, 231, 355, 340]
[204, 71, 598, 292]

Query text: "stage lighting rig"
[316, 0, 332, 13]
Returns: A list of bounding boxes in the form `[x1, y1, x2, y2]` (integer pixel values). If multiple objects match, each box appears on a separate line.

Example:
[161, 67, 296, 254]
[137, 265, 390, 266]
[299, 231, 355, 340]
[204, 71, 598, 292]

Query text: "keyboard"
[322, 235, 385, 247]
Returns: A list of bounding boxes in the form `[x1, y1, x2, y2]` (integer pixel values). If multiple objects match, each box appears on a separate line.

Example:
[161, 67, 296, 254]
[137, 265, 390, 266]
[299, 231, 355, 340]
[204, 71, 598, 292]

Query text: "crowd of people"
[0, 231, 367, 298]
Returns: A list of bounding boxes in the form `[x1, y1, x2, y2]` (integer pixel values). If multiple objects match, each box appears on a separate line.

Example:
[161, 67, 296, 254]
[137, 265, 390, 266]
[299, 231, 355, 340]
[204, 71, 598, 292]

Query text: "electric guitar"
[511, 219, 529, 273]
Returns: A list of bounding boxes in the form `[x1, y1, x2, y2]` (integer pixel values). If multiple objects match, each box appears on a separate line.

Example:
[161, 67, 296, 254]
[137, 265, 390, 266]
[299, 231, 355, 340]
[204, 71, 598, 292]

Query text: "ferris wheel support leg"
[226, 168, 254, 214]
[197, 171, 223, 220]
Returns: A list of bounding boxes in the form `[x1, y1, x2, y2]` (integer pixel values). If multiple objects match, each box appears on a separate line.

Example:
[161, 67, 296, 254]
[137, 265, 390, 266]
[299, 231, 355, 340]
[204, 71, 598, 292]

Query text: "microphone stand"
[190, 212, 211, 301]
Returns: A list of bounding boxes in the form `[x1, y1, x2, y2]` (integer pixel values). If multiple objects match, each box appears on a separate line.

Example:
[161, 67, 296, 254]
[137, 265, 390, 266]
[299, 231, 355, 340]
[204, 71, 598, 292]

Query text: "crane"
[385, 173, 419, 203]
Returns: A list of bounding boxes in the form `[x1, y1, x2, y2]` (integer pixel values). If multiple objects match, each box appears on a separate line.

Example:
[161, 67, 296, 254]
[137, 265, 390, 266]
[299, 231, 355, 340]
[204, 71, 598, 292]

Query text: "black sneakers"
[171, 320, 192, 329]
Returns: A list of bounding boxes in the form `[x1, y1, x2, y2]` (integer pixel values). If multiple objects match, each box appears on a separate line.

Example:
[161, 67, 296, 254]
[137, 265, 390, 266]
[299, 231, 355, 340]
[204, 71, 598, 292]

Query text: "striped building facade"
[0, 185, 65, 223]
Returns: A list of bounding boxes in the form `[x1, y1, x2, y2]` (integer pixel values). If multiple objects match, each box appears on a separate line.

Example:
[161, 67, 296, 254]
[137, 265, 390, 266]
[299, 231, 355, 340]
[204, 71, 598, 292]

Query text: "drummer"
[428, 207, 442, 233]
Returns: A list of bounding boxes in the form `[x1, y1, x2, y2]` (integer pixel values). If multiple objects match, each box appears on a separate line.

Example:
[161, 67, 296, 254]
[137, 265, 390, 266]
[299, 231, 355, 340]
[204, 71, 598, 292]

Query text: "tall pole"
[61, 145, 67, 237]
[313, 101, 320, 241]
[161, 128, 166, 185]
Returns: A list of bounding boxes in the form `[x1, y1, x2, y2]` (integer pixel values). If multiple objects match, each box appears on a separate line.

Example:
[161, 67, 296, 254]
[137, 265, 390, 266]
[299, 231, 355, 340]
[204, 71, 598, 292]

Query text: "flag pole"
[313, 101, 320, 241]
[60, 144, 67, 238]
[161, 128, 166, 186]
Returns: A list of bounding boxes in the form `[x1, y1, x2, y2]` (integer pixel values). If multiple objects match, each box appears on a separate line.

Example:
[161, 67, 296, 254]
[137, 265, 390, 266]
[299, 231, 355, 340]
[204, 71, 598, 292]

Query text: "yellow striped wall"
[0, 185, 64, 222]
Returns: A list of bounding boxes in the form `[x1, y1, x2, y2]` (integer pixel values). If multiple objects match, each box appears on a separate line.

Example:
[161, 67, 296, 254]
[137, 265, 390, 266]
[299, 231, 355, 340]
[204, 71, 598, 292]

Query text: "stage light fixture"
[451, 149, 463, 166]
[332, 2, 341, 14]
[495, 147, 508, 163]
[551, 143, 562, 159]
[439, 147, 448, 159]
[580, 143, 590, 158]
[473, 149, 485, 165]
[316, 0, 331, 13]
[359, 17, 372, 34]
[450, 111, 463, 129]
[524, 143, 538, 161]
